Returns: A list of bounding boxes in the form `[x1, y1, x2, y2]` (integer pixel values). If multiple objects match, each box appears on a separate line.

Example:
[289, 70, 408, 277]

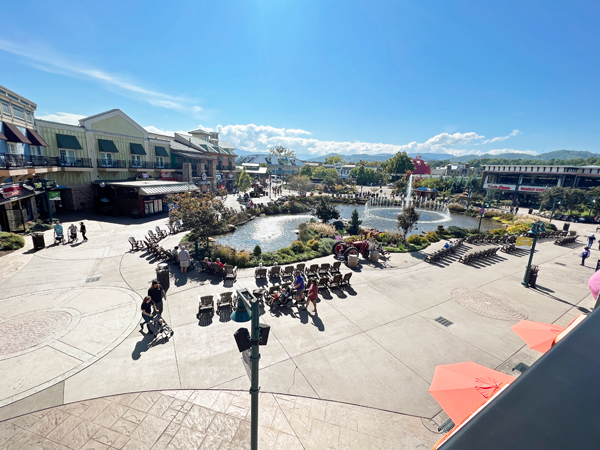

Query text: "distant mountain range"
[235, 149, 599, 164]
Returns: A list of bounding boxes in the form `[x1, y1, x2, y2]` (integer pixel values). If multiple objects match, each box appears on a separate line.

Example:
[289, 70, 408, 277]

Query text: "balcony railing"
[51, 157, 93, 168]
[97, 159, 128, 169]
[0, 154, 52, 169]
[129, 160, 155, 169]
[155, 162, 172, 170]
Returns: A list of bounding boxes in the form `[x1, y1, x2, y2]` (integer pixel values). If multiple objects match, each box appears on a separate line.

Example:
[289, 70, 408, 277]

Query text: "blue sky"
[1, 1, 599, 158]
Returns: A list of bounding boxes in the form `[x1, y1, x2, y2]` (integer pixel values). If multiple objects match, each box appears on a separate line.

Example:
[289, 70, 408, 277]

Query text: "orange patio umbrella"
[511, 320, 564, 354]
[429, 362, 516, 424]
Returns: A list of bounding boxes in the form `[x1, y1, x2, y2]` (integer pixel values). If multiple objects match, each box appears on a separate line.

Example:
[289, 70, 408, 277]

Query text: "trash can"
[528, 265, 539, 288]
[528, 208, 533, 215]
[347, 254, 359, 268]
[369, 250, 379, 263]
[156, 263, 170, 291]
[563, 222, 570, 232]
[32, 232, 45, 250]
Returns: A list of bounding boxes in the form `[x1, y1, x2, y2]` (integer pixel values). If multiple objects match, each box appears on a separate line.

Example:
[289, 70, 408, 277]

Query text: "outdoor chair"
[213, 264, 225, 277]
[147, 230, 160, 243]
[317, 277, 330, 289]
[217, 292, 234, 310]
[329, 273, 343, 289]
[341, 272, 352, 286]
[166, 223, 176, 235]
[282, 265, 295, 279]
[128, 237, 144, 251]
[197, 295, 214, 317]
[200, 260, 212, 273]
[269, 265, 281, 278]
[318, 263, 331, 277]
[255, 267, 268, 278]
[155, 226, 168, 239]
[295, 263, 305, 273]
[224, 264, 238, 281]
[330, 261, 342, 275]
[306, 264, 318, 278]
[281, 281, 291, 291]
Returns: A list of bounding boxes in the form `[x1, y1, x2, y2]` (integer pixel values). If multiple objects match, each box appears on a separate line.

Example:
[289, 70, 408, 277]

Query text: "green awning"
[56, 134, 82, 150]
[98, 139, 119, 153]
[155, 146, 169, 157]
[130, 143, 147, 155]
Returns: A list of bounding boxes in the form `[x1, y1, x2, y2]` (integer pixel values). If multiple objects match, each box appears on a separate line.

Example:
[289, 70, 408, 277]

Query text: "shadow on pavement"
[132, 333, 155, 360]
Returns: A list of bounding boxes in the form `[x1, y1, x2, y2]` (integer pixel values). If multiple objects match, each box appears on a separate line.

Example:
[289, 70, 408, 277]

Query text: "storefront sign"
[197, 181, 211, 185]
[516, 236, 533, 249]
[228, 173, 234, 179]
[161, 172, 170, 178]
[518, 185, 547, 193]
[484, 183, 516, 191]
[216, 173, 223, 181]
[48, 191, 61, 201]
[2, 184, 20, 198]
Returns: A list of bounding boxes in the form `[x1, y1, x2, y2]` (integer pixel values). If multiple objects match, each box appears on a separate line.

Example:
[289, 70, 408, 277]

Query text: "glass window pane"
[1, 102, 10, 114]
[13, 106, 24, 119]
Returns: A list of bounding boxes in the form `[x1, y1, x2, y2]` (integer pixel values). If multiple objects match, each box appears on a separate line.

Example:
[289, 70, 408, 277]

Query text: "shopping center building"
[482, 164, 600, 203]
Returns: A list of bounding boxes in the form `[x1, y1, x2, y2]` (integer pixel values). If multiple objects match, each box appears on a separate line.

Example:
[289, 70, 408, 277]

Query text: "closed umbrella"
[588, 270, 600, 302]
[429, 362, 516, 424]
[511, 320, 564, 354]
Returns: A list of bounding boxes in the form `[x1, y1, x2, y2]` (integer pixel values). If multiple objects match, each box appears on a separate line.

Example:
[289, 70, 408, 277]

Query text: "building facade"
[482, 164, 600, 203]
[237, 154, 304, 176]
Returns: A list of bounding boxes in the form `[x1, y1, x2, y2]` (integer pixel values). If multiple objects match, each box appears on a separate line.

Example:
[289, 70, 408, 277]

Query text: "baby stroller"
[269, 286, 295, 310]
[54, 232, 65, 245]
[147, 314, 174, 348]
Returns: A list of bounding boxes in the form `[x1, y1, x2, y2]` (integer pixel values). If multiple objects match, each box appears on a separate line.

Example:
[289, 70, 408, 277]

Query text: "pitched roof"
[79, 109, 120, 123]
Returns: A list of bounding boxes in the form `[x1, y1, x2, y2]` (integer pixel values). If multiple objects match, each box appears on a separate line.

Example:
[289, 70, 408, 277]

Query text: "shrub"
[211, 245, 252, 267]
[425, 231, 440, 242]
[0, 232, 25, 251]
[306, 222, 337, 239]
[437, 225, 447, 235]
[468, 228, 481, 234]
[488, 228, 507, 236]
[290, 240, 305, 254]
[306, 239, 320, 251]
[447, 226, 468, 238]
[546, 223, 557, 231]
[448, 204, 466, 213]
[277, 247, 295, 257]
[506, 222, 532, 234]
[318, 238, 337, 255]
[406, 234, 427, 245]
[253, 245, 262, 257]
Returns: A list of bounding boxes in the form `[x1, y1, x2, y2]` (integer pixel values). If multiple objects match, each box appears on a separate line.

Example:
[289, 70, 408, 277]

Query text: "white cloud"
[444, 148, 537, 157]
[0, 39, 202, 116]
[143, 126, 189, 137]
[481, 129, 520, 144]
[36, 112, 86, 125]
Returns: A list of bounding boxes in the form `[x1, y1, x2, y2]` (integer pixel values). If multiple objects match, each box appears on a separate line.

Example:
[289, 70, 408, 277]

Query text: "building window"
[25, 111, 33, 123]
[7, 142, 20, 154]
[12, 106, 24, 119]
[156, 156, 164, 168]
[131, 155, 142, 167]
[30, 145, 41, 156]
[60, 149, 76, 165]
[1, 101, 10, 115]
[100, 152, 113, 167]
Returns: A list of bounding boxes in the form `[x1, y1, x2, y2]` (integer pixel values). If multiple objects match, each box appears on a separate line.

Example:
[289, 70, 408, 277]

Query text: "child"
[581, 247, 591, 266]
[307, 279, 319, 313]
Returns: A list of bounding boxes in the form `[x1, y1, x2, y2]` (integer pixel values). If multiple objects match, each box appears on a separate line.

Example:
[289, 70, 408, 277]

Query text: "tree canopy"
[349, 165, 383, 185]
[397, 205, 420, 242]
[324, 155, 345, 164]
[236, 168, 252, 192]
[313, 197, 340, 223]
[287, 175, 313, 193]
[269, 145, 296, 158]
[299, 165, 313, 177]
[382, 152, 415, 180]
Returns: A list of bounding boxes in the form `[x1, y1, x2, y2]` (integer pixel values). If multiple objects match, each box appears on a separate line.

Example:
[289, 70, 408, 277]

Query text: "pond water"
[216, 205, 499, 252]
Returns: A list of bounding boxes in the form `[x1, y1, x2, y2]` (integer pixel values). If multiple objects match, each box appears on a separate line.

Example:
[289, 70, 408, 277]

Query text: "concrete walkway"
[0, 211, 595, 449]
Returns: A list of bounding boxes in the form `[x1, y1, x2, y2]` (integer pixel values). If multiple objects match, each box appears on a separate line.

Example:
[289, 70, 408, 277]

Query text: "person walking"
[293, 270, 305, 306]
[140, 296, 154, 332]
[79, 222, 87, 241]
[307, 279, 318, 313]
[148, 279, 166, 315]
[588, 234, 596, 248]
[179, 245, 190, 274]
[580, 246, 591, 266]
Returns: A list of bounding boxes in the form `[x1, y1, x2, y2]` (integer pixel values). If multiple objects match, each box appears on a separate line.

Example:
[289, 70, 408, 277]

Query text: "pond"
[215, 205, 499, 252]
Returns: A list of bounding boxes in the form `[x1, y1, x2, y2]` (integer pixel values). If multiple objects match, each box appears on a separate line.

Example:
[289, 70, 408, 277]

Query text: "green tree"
[299, 165, 313, 177]
[347, 209, 362, 235]
[324, 155, 345, 164]
[269, 145, 296, 158]
[312, 166, 338, 179]
[287, 175, 313, 192]
[313, 197, 340, 223]
[350, 166, 383, 185]
[322, 172, 340, 186]
[236, 168, 252, 192]
[382, 152, 415, 181]
[397, 205, 420, 243]
[562, 187, 585, 214]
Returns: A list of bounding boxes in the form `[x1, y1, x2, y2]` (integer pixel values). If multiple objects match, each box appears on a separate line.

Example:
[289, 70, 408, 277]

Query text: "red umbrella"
[511, 320, 564, 354]
[429, 362, 516, 423]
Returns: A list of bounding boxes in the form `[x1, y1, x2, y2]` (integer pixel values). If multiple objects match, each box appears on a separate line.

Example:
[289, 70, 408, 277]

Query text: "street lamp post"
[588, 198, 596, 217]
[549, 199, 560, 223]
[477, 207, 485, 232]
[231, 289, 268, 450]
[521, 222, 545, 287]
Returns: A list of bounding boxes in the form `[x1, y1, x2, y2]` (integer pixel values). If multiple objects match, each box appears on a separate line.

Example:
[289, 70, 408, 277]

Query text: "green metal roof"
[130, 142, 147, 155]
[98, 138, 119, 153]
[154, 146, 169, 157]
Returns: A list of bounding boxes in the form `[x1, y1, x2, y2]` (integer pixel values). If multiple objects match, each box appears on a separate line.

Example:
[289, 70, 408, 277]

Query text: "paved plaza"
[0, 211, 595, 449]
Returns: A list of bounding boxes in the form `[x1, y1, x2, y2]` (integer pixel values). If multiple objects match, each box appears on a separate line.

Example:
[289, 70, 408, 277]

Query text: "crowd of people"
[53, 220, 87, 244]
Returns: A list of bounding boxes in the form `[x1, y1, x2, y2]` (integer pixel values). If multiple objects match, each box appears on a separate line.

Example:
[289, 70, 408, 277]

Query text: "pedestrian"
[179, 245, 190, 273]
[293, 270, 305, 306]
[580, 247, 591, 266]
[140, 296, 154, 332]
[148, 279, 166, 315]
[515, 206, 519, 214]
[79, 221, 87, 241]
[307, 279, 318, 313]
[588, 235, 596, 248]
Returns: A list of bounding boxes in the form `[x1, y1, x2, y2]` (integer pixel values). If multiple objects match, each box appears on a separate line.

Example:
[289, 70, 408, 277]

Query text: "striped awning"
[138, 183, 199, 196]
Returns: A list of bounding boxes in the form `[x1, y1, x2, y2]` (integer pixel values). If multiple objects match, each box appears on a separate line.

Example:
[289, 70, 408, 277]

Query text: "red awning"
[26, 128, 48, 147]
[0, 129, 6, 140]
[2, 122, 31, 144]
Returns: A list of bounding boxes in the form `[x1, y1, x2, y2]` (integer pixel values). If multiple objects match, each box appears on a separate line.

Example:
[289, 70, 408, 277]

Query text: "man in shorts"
[148, 279, 166, 315]
[293, 270, 305, 307]
[179, 245, 190, 273]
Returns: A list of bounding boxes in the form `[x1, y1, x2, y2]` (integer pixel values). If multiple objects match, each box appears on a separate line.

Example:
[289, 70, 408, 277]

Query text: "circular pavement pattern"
[451, 288, 529, 321]
[540, 268, 589, 284]
[0, 310, 72, 355]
